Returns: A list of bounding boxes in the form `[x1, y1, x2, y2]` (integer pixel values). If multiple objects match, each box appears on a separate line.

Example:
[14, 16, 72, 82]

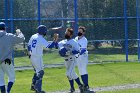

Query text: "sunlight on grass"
[11, 62, 140, 93]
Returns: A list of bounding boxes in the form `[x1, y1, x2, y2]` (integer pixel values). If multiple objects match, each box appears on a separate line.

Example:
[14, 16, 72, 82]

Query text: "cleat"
[79, 85, 84, 93]
[84, 85, 89, 91]
[30, 84, 36, 91]
[36, 90, 45, 93]
[68, 87, 75, 93]
[84, 90, 96, 93]
[83, 86, 95, 93]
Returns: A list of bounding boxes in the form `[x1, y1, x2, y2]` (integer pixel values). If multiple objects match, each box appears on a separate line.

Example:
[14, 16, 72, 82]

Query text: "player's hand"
[28, 51, 31, 59]
[16, 29, 21, 36]
[53, 33, 59, 42]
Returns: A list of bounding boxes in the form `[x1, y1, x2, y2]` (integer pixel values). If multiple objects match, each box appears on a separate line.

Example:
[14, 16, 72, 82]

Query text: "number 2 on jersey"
[32, 39, 37, 48]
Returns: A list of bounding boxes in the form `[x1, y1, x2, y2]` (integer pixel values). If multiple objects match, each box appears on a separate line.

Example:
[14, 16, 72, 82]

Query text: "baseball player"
[58, 28, 83, 93]
[0, 22, 25, 93]
[75, 26, 93, 93]
[27, 25, 58, 93]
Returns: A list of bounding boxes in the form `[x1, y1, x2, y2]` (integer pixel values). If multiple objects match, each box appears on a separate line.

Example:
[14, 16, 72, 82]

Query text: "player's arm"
[46, 33, 59, 49]
[80, 48, 86, 55]
[27, 37, 32, 58]
[42, 38, 57, 49]
[79, 38, 88, 55]
[72, 40, 80, 55]
[58, 40, 68, 57]
[46, 41, 58, 48]
[11, 29, 25, 44]
[47, 42, 58, 49]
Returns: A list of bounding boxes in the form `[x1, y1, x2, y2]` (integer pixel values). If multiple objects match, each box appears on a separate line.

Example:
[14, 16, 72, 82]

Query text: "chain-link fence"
[0, 0, 140, 66]
[1, 0, 140, 92]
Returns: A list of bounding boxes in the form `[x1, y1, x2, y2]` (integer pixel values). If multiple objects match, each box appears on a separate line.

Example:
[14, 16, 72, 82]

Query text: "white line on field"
[93, 84, 140, 92]
[49, 84, 140, 93]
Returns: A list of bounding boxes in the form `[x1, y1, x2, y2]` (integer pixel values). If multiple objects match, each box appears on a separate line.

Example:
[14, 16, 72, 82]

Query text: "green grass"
[14, 52, 64, 66]
[14, 53, 138, 66]
[88, 47, 138, 62]
[13, 46, 138, 67]
[89, 54, 137, 62]
[13, 44, 140, 66]
[14, 52, 137, 67]
[10, 62, 140, 93]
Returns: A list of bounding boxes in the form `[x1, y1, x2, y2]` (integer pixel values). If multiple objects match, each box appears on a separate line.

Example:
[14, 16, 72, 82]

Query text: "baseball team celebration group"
[0, 22, 94, 93]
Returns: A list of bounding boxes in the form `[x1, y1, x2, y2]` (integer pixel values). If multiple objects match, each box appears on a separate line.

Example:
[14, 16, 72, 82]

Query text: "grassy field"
[14, 52, 64, 66]
[14, 52, 138, 67]
[9, 62, 140, 93]
[14, 47, 138, 67]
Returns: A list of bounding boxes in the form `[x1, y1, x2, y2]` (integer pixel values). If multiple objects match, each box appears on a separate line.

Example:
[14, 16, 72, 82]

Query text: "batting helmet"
[37, 25, 47, 36]
[0, 22, 6, 30]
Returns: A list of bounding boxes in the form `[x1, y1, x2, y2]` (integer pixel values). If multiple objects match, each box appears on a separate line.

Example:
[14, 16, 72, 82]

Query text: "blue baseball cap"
[0, 22, 6, 28]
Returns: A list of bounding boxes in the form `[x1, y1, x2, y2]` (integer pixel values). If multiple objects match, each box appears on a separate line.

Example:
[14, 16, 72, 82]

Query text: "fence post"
[4, 0, 8, 28]
[38, 0, 41, 25]
[10, 0, 13, 33]
[10, 0, 15, 65]
[74, 0, 78, 36]
[136, 0, 140, 61]
[124, 0, 128, 62]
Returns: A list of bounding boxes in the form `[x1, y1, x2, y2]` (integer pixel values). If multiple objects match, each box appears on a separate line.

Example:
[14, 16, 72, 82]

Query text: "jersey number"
[32, 39, 37, 48]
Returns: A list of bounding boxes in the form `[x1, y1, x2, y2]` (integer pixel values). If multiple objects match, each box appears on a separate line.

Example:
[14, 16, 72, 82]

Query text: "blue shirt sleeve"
[27, 45, 31, 51]
[48, 42, 55, 48]
[54, 42, 58, 49]
[80, 48, 86, 55]
[47, 42, 58, 49]
[72, 50, 79, 54]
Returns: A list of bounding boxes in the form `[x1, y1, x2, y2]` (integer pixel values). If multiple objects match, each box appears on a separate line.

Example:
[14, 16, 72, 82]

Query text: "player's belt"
[65, 59, 68, 61]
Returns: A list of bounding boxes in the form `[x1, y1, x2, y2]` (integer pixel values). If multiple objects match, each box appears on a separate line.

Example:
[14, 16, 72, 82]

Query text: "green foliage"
[78, 0, 137, 49]
[0, 0, 138, 46]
